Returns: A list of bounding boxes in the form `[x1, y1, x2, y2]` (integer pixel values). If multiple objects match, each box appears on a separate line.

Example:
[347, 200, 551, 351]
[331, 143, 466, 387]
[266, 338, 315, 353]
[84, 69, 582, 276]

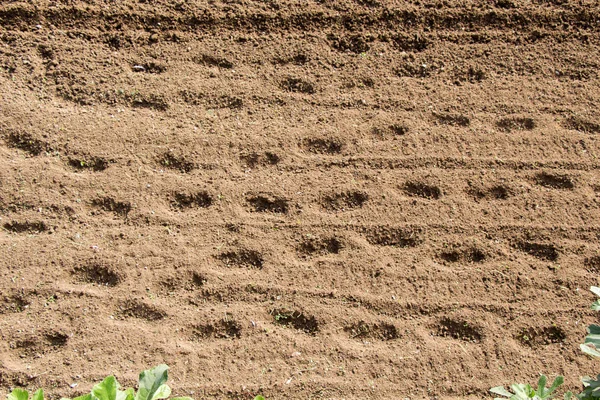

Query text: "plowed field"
[1, 1, 600, 398]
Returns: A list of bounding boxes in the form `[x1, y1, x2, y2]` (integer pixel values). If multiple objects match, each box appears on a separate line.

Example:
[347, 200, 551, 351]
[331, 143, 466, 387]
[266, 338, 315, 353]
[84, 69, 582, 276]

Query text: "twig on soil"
[28, 371, 49, 380]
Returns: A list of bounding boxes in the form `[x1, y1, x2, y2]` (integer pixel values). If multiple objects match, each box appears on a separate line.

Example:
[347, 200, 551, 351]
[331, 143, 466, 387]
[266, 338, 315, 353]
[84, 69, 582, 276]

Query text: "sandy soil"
[1, 0, 600, 398]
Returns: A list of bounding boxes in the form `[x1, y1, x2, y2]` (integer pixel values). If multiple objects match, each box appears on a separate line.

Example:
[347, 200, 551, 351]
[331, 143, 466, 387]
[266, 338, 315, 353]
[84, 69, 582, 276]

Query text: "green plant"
[6, 365, 265, 400]
[8, 389, 44, 400]
[491, 287, 600, 399]
[490, 375, 572, 400]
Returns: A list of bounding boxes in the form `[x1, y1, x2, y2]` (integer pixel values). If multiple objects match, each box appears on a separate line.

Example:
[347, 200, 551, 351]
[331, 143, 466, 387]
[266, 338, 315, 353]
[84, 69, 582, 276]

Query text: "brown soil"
[1, 0, 600, 399]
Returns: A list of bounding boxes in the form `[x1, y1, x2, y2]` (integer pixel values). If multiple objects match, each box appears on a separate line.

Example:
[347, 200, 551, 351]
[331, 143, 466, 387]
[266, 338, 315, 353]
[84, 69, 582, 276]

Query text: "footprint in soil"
[118, 300, 166, 321]
[271, 308, 319, 335]
[68, 156, 111, 172]
[515, 326, 566, 347]
[403, 182, 442, 200]
[246, 194, 289, 214]
[434, 318, 483, 343]
[73, 262, 123, 287]
[345, 321, 400, 341]
[0, 293, 30, 314]
[217, 249, 264, 269]
[161, 271, 207, 292]
[158, 151, 197, 173]
[562, 116, 600, 134]
[92, 197, 132, 218]
[467, 184, 513, 201]
[240, 151, 281, 168]
[496, 116, 536, 132]
[439, 247, 486, 263]
[372, 124, 409, 138]
[12, 331, 69, 356]
[514, 241, 559, 262]
[391, 33, 430, 52]
[4, 130, 52, 156]
[321, 191, 368, 211]
[192, 54, 234, 69]
[192, 318, 242, 340]
[130, 93, 169, 111]
[3, 220, 48, 234]
[327, 34, 372, 54]
[280, 77, 315, 94]
[45, 331, 69, 347]
[534, 172, 575, 190]
[433, 112, 470, 127]
[302, 137, 344, 154]
[365, 226, 423, 248]
[171, 191, 213, 209]
[297, 236, 343, 257]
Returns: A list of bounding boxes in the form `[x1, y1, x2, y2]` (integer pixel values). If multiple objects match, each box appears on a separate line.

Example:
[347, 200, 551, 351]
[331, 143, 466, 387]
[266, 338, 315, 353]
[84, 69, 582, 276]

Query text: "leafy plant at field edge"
[6, 365, 266, 400]
[490, 375, 572, 400]
[491, 286, 600, 399]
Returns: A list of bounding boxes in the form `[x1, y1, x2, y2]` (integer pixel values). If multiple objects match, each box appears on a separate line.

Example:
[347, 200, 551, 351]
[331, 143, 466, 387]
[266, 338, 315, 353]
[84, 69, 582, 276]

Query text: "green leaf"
[548, 375, 564, 394]
[92, 376, 119, 400]
[563, 392, 573, 400]
[116, 388, 135, 400]
[8, 389, 29, 400]
[581, 343, 600, 358]
[32, 390, 43, 400]
[580, 374, 600, 399]
[590, 287, 600, 310]
[171, 397, 194, 400]
[73, 395, 93, 400]
[511, 383, 533, 399]
[135, 365, 170, 400]
[490, 386, 514, 398]
[253, 397, 266, 400]
[151, 385, 170, 400]
[537, 375, 548, 397]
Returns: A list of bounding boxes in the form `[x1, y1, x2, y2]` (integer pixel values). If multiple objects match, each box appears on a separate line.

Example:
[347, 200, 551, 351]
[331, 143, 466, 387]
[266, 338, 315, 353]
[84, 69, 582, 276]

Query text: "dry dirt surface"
[1, 0, 600, 399]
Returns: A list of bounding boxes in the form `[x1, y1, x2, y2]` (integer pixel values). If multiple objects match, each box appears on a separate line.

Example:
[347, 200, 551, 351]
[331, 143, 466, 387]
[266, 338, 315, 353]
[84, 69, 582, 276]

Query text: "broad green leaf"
[581, 325, 600, 359]
[116, 388, 135, 400]
[8, 389, 29, 400]
[151, 385, 170, 400]
[490, 386, 514, 397]
[135, 365, 170, 400]
[253, 397, 266, 400]
[563, 392, 573, 400]
[588, 325, 600, 335]
[32, 389, 43, 400]
[92, 376, 119, 400]
[580, 374, 600, 398]
[581, 343, 600, 358]
[511, 383, 532, 399]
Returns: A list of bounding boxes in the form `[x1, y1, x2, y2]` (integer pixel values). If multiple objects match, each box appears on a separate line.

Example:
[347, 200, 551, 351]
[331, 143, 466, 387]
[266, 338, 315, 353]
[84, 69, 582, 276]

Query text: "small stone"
[149, 33, 159, 43]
